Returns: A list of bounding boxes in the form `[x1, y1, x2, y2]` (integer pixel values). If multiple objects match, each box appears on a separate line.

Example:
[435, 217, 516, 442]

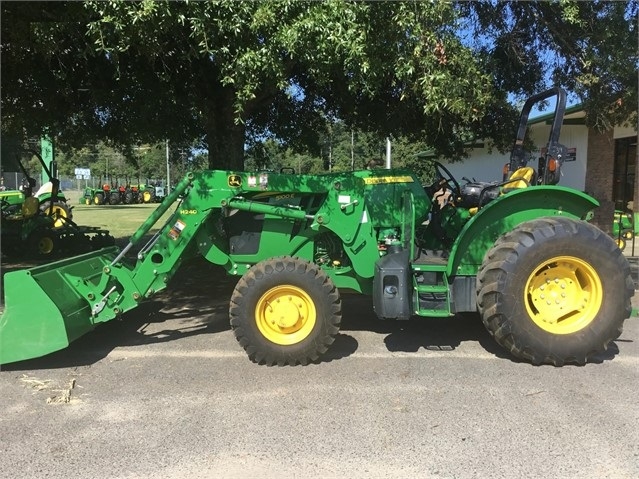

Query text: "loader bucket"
[0, 247, 119, 365]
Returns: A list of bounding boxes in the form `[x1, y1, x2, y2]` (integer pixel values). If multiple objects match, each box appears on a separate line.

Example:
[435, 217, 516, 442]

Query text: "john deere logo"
[228, 175, 242, 187]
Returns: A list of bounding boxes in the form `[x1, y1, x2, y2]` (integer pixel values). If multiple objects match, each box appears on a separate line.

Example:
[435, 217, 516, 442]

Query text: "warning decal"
[363, 176, 414, 185]
[168, 219, 186, 240]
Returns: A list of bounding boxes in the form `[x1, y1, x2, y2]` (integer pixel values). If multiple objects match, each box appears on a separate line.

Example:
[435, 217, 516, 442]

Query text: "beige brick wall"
[584, 128, 615, 233]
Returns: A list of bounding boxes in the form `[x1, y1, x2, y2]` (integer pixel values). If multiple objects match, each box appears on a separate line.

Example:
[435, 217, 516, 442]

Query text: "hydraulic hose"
[111, 173, 194, 265]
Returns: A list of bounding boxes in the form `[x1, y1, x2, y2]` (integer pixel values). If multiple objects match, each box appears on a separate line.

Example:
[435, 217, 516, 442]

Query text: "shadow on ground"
[1, 253, 628, 370]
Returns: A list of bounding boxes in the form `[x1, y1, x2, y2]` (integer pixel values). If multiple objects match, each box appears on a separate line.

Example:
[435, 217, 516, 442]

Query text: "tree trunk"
[204, 85, 246, 171]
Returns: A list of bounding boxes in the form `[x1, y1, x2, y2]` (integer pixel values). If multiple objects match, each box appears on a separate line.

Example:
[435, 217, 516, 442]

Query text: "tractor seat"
[21, 196, 40, 218]
[466, 166, 537, 216]
[502, 166, 536, 192]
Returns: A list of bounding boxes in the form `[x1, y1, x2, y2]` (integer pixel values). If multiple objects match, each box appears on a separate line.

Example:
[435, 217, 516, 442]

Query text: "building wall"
[440, 118, 638, 237]
[615, 125, 637, 139]
[442, 123, 589, 191]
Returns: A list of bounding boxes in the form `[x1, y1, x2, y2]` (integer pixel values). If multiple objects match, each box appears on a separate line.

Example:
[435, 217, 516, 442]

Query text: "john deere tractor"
[0, 150, 73, 226]
[0, 88, 633, 367]
[1, 143, 114, 258]
[612, 209, 635, 251]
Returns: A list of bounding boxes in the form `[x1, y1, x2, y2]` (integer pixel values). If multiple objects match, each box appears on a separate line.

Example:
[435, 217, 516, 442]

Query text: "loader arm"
[0, 173, 203, 364]
[1, 168, 430, 365]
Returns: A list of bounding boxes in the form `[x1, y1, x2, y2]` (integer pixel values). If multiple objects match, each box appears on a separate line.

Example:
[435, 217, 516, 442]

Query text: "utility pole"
[385, 138, 391, 169]
[329, 143, 332, 173]
[351, 129, 354, 171]
[166, 140, 171, 195]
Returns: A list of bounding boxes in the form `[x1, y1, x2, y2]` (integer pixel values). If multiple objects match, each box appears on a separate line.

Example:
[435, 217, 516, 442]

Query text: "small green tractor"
[0, 163, 73, 226]
[80, 186, 99, 205]
[137, 182, 167, 203]
[0, 88, 633, 366]
[2, 147, 114, 258]
[612, 209, 635, 252]
[80, 183, 114, 205]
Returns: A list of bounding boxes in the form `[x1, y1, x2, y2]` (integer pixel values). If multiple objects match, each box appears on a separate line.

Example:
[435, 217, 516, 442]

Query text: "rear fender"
[446, 186, 599, 277]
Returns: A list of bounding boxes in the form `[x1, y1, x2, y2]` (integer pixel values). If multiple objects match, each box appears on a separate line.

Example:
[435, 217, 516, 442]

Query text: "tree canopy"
[2, 1, 637, 172]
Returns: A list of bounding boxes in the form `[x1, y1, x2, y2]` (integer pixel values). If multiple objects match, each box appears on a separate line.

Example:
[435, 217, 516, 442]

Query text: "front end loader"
[0, 88, 633, 366]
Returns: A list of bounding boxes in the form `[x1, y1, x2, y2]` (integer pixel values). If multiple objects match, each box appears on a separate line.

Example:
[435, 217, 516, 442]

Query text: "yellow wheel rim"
[143, 191, 152, 202]
[43, 205, 68, 228]
[255, 285, 317, 345]
[525, 256, 602, 334]
[85, 198, 90, 205]
[94, 196, 101, 205]
[37, 236, 54, 255]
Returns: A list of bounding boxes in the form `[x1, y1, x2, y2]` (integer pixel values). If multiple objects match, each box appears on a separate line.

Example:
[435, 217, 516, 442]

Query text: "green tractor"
[137, 181, 167, 204]
[80, 183, 113, 205]
[80, 186, 97, 205]
[0, 88, 633, 367]
[612, 209, 635, 252]
[0, 154, 73, 226]
[93, 182, 117, 205]
[136, 183, 155, 203]
[1, 143, 115, 258]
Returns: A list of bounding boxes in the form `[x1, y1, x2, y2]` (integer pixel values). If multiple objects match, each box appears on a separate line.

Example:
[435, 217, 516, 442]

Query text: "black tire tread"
[477, 217, 632, 366]
[229, 256, 341, 366]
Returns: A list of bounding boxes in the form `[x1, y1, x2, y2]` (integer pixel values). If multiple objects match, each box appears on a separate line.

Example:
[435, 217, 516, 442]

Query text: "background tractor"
[612, 209, 635, 251]
[1, 141, 115, 258]
[137, 181, 167, 203]
[0, 142, 73, 225]
[92, 182, 114, 205]
[0, 88, 633, 368]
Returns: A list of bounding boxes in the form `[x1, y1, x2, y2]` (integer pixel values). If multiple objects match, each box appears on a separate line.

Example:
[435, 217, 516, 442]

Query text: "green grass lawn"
[66, 190, 175, 240]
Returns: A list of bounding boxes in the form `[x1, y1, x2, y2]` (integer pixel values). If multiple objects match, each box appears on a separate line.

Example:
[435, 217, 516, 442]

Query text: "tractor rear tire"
[94, 192, 105, 205]
[477, 217, 633, 366]
[230, 256, 342, 366]
[109, 193, 120, 205]
[40, 200, 72, 227]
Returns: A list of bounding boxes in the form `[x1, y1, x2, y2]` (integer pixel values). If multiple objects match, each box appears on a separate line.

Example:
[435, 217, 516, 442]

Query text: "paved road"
[1, 260, 638, 479]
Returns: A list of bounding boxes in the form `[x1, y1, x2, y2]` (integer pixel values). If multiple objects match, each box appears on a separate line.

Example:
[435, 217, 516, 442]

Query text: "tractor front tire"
[615, 236, 627, 252]
[477, 217, 633, 366]
[28, 230, 57, 257]
[230, 256, 342, 366]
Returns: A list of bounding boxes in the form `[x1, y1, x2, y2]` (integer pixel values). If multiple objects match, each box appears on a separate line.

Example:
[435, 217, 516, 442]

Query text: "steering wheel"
[431, 161, 461, 198]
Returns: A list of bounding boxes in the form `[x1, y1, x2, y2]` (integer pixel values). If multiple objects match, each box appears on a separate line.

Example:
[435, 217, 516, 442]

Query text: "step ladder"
[412, 263, 452, 317]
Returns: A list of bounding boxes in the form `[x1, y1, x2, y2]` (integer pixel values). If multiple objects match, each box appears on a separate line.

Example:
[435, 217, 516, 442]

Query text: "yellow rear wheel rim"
[143, 191, 152, 202]
[255, 285, 316, 345]
[525, 256, 602, 334]
[44, 205, 68, 228]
